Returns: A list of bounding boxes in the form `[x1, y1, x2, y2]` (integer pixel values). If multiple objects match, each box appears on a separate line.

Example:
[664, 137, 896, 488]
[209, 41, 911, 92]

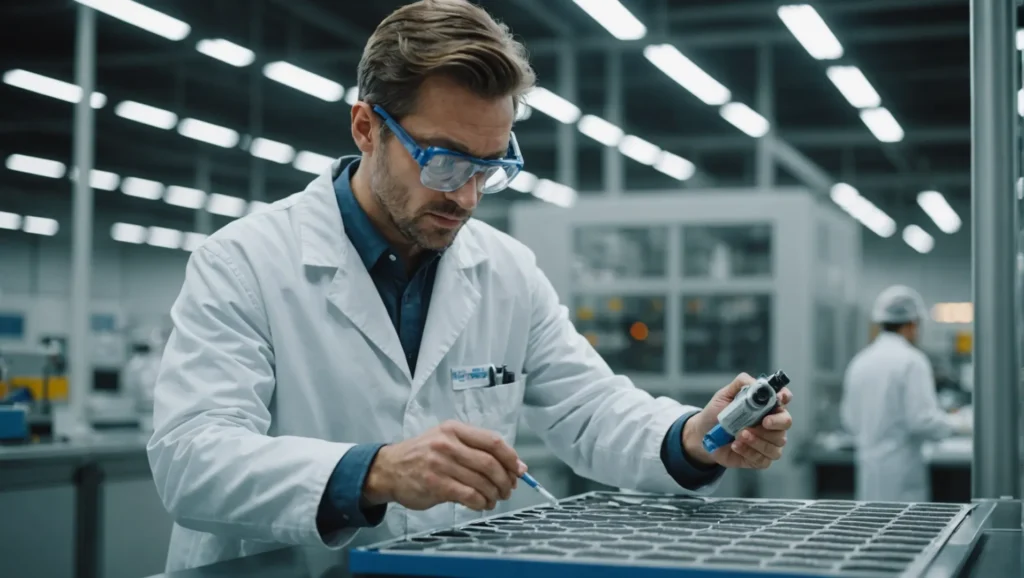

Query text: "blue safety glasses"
[373, 105, 524, 195]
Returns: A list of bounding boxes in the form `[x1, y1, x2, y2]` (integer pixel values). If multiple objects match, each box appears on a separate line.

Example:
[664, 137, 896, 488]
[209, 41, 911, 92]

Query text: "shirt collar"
[333, 158, 393, 270]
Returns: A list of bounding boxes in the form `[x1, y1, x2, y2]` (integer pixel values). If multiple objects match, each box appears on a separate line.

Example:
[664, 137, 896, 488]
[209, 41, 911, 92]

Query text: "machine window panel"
[0, 313, 25, 339]
[682, 225, 773, 278]
[572, 294, 667, 375]
[816, 303, 837, 371]
[572, 226, 668, 283]
[681, 294, 772, 374]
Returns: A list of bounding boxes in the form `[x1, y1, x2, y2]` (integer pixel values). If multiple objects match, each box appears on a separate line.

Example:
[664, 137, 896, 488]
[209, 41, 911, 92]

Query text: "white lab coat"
[148, 158, 718, 572]
[840, 332, 954, 502]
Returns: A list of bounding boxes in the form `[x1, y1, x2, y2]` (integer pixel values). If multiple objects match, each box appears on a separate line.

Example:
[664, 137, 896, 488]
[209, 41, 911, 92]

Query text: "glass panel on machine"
[682, 225, 772, 278]
[572, 295, 666, 374]
[681, 294, 772, 373]
[572, 226, 668, 283]
[815, 303, 837, 371]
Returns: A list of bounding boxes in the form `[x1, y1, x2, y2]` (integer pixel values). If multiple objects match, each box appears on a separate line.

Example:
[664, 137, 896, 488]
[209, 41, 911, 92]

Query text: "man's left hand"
[681, 373, 794, 469]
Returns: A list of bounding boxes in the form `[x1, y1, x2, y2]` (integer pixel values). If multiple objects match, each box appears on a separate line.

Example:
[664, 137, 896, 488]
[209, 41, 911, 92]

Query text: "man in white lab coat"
[841, 285, 963, 502]
[147, 0, 794, 571]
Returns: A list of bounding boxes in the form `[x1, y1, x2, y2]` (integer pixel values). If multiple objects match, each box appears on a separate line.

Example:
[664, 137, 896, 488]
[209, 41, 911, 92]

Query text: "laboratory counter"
[804, 434, 973, 502]
[146, 499, 1023, 578]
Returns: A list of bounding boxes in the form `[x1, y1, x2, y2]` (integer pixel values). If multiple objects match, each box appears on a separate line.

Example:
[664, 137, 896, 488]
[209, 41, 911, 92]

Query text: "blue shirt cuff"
[316, 443, 388, 536]
[661, 411, 726, 491]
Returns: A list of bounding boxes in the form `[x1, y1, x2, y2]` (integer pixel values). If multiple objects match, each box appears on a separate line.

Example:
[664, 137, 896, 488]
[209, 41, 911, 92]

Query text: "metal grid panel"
[351, 492, 973, 578]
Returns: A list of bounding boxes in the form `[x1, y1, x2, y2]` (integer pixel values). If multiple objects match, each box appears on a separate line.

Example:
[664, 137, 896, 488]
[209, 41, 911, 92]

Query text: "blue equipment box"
[349, 492, 973, 578]
[0, 405, 28, 440]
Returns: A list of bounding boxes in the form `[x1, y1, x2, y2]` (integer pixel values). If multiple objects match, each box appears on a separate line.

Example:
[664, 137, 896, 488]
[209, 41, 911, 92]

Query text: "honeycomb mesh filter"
[366, 493, 974, 577]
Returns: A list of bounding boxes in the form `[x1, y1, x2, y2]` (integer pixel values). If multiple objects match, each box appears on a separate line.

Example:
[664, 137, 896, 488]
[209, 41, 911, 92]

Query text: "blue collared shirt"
[316, 158, 724, 536]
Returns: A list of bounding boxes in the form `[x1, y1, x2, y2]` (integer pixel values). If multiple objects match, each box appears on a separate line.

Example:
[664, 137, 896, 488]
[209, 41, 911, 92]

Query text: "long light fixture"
[177, 118, 240, 148]
[183, 232, 208, 252]
[5, 154, 67, 179]
[917, 190, 962, 234]
[826, 66, 881, 109]
[121, 176, 164, 200]
[571, 0, 647, 41]
[344, 87, 359, 106]
[72, 0, 190, 41]
[22, 216, 59, 237]
[262, 61, 344, 102]
[111, 222, 147, 244]
[248, 201, 270, 215]
[830, 182, 897, 238]
[859, 107, 904, 143]
[508, 171, 539, 193]
[249, 137, 296, 164]
[524, 87, 581, 124]
[207, 193, 248, 218]
[70, 167, 121, 191]
[164, 185, 207, 209]
[618, 135, 661, 166]
[147, 226, 183, 249]
[902, 224, 934, 254]
[293, 151, 334, 174]
[654, 151, 695, 181]
[0, 211, 22, 231]
[643, 44, 731, 106]
[776, 5, 844, 60]
[719, 102, 770, 138]
[577, 114, 624, 147]
[114, 100, 178, 129]
[3, 69, 106, 108]
[195, 39, 255, 67]
[532, 179, 577, 208]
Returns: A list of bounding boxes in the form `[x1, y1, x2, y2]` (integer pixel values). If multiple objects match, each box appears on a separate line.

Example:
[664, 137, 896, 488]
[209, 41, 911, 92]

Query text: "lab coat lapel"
[412, 226, 487, 396]
[297, 159, 411, 382]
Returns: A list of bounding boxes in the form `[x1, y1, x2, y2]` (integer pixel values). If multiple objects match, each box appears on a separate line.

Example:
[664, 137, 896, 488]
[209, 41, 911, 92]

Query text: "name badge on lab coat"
[451, 365, 492, 391]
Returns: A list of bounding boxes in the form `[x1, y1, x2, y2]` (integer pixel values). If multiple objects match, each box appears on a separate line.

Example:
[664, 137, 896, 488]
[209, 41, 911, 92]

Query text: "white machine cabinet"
[510, 187, 862, 498]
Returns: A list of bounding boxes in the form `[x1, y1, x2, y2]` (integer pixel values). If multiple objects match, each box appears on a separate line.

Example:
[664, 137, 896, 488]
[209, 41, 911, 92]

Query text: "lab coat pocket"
[454, 379, 525, 440]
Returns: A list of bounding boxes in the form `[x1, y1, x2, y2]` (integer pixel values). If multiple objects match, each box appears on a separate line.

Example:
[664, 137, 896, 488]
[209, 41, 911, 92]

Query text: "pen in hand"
[520, 471, 559, 506]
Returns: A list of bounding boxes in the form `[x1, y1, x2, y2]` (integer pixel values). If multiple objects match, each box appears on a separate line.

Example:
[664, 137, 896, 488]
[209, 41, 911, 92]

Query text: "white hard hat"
[871, 285, 928, 324]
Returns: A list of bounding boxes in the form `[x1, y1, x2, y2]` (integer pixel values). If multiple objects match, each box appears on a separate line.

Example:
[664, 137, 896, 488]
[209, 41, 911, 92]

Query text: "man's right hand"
[361, 420, 526, 512]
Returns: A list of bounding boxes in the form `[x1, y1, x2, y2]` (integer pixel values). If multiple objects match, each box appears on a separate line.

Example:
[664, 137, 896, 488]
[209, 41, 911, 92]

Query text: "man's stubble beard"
[370, 149, 466, 253]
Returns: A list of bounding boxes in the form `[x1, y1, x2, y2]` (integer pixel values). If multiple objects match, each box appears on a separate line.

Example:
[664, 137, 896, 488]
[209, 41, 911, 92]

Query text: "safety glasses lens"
[421, 154, 518, 194]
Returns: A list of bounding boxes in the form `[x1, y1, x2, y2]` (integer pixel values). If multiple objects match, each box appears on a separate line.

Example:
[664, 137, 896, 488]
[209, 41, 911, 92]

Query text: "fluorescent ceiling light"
[344, 86, 359, 106]
[1018, 89, 1024, 117]
[859, 107, 904, 143]
[5, 154, 66, 178]
[1018, 29, 1024, 50]
[69, 167, 120, 191]
[902, 224, 934, 254]
[114, 100, 178, 129]
[111, 222, 147, 244]
[195, 39, 255, 67]
[177, 118, 240, 148]
[830, 182, 896, 238]
[0, 211, 22, 231]
[207, 193, 247, 218]
[571, 0, 647, 41]
[262, 61, 344, 102]
[182, 232, 207, 252]
[293, 151, 334, 174]
[643, 44, 731, 106]
[618, 135, 661, 165]
[654, 151, 696, 181]
[121, 176, 164, 200]
[165, 185, 207, 209]
[250, 137, 295, 164]
[22, 216, 59, 237]
[777, 5, 844, 60]
[719, 102, 770, 138]
[524, 87, 581, 124]
[826, 66, 881, 109]
[147, 226, 183, 249]
[508, 171, 538, 193]
[917, 190, 961, 234]
[2, 69, 105, 108]
[515, 104, 532, 122]
[73, 0, 190, 41]
[577, 114, 623, 147]
[532, 179, 577, 208]
[248, 200, 270, 214]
